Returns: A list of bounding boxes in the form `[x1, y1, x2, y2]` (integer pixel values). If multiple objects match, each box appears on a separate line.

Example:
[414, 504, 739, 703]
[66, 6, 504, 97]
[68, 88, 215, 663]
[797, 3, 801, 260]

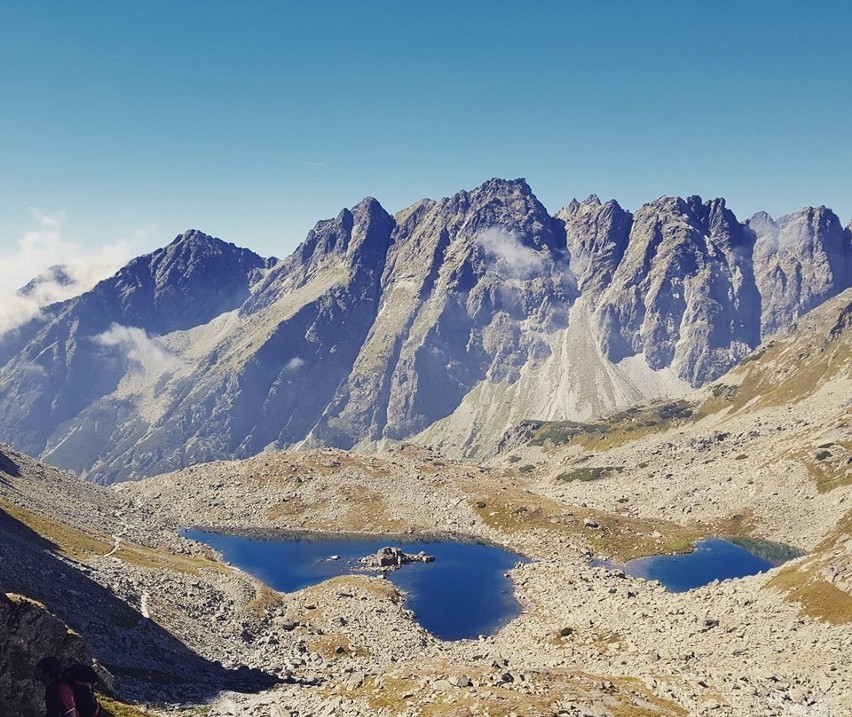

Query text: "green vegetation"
[518, 464, 536, 474]
[556, 466, 623, 482]
[528, 420, 610, 446]
[525, 399, 695, 452]
[97, 695, 158, 717]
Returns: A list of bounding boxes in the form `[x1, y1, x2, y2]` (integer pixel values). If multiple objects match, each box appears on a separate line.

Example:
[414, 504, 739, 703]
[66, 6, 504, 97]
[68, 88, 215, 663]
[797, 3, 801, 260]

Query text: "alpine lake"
[593, 536, 803, 593]
[184, 530, 803, 640]
[183, 529, 527, 641]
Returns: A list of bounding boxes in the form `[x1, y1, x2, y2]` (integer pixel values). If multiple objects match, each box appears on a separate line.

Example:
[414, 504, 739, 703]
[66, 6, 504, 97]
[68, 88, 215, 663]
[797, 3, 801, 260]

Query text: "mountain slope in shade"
[0, 179, 849, 482]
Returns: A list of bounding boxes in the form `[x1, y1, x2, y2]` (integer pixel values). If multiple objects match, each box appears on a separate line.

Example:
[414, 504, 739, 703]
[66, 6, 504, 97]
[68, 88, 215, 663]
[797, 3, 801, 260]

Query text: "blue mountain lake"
[183, 529, 526, 641]
[593, 537, 802, 593]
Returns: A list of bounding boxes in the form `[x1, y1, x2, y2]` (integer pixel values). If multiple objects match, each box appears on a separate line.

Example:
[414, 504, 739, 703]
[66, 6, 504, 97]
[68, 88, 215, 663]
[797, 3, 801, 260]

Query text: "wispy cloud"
[94, 324, 180, 378]
[0, 211, 136, 335]
[285, 356, 305, 372]
[475, 227, 546, 280]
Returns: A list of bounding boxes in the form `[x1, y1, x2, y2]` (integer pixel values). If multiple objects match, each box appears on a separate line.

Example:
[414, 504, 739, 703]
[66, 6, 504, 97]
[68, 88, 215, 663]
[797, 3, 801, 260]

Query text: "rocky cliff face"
[750, 207, 852, 335]
[0, 231, 269, 465]
[309, 179, 575, 449]
[0, 180, 849, 481]
[591, 196, 763, 386]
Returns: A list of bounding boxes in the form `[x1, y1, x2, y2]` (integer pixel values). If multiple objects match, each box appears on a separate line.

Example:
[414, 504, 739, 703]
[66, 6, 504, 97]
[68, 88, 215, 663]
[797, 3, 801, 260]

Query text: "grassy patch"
[97, 695, 157, 717]
[557, 466, 623, 482]
[698, 338, 851, 419]
[767, 510, 852, 623]
[768, 567, 852, 624]
[248, 585, 284, 617]
[114, 543, 230, 575]
[0, 499, 227, 576]
[349, 669, 688, 717]
[0, 499, 112, 560]
[307, 633, 368, 660]
[526, 400, 695, 453]
[267, 483, 412, 533]
[467, 486, 701, 561]
[528, 420, 611, 447]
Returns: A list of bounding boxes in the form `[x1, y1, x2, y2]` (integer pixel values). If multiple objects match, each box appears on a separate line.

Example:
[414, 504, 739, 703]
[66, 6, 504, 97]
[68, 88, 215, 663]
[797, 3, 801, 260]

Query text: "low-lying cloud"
[285, 357, 306, 372]
[94, 324, 180, 378]
[0, 211, 135, 335]
[475, 227, 546, 280]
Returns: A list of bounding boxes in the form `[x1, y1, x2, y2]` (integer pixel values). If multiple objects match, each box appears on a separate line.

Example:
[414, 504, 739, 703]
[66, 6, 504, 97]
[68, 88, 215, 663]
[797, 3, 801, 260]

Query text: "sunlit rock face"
[0, 179, 849, 481]
[309, 178, 577, 449]
[750, 207, 852, 336]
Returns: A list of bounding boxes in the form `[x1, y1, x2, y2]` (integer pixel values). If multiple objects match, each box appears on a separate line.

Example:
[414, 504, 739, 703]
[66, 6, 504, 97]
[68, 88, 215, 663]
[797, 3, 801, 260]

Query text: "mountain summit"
[0, 180, 849, 482]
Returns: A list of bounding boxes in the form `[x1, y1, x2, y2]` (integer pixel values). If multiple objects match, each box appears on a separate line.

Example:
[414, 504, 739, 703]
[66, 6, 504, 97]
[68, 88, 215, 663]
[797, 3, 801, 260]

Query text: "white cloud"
[475, 227, 546, 280]
[0, 211, 136, 335]
[285, 357, 305, 372]
[94, 324, 180, 377]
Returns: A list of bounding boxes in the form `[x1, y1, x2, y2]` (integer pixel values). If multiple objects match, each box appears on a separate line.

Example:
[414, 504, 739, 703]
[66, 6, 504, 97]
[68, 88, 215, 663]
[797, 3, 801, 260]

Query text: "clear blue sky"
[2, 1, 851, 272]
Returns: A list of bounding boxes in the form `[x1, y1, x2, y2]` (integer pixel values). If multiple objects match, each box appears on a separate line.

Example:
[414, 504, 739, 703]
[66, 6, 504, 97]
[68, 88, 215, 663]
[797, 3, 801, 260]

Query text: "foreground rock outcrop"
[0, 593, 93, 717]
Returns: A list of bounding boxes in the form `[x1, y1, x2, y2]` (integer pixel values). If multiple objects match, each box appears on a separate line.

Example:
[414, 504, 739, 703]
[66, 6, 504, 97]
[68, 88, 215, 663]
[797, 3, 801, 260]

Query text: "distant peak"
[168, 229, 223, 247]
[352, 196, 392, 221]
[474, 177, 532, 195]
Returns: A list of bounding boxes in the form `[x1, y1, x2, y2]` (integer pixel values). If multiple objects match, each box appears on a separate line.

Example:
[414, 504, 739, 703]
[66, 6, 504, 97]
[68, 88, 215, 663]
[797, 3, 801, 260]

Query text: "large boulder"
[0, 592, 93, 717]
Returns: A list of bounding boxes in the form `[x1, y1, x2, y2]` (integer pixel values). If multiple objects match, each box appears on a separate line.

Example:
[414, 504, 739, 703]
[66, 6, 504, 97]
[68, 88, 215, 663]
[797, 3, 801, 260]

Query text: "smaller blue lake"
[183, 529, 526, 641]
[593, 537, 802, 593]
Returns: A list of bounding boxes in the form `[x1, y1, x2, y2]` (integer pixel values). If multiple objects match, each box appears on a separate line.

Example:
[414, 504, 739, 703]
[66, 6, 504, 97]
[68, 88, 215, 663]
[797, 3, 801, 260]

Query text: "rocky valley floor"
[1, 297, 851, 717]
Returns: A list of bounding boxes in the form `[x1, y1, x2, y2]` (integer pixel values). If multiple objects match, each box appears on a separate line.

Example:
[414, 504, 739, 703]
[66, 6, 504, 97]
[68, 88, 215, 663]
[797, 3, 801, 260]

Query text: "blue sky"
[2, 1, 851, 294]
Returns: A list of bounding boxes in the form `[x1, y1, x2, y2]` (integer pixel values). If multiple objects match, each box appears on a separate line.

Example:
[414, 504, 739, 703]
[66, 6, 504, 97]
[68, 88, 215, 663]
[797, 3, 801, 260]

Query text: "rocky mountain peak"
[17, 265, 75, 297]
[94, 230, 268, 334]
[0, 179, 850, 481]
[290, 197, 394, 280]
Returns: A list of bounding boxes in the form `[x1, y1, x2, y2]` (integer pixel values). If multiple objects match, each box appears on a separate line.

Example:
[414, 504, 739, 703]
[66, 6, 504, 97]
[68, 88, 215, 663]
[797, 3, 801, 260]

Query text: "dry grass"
[307, 633, 369, 660]
[767, 567, 852, 624]
[248, 584, 284, 617]
[113, 543, 230, 575]
[0, 498, 228, 575]
[467, 484, 702, 561]
[349, 670, 689, 717]
[699, 339, 850, 420]
[767, 509, 852, 624]
[0, 498, 112, 559]
[787, 441, 852, 493]
[266, 482, 412, 533]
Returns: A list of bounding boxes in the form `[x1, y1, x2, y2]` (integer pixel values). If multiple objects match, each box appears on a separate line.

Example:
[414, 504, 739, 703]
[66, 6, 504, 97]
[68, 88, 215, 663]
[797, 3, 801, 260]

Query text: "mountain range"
[1, 178, 850, 483]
